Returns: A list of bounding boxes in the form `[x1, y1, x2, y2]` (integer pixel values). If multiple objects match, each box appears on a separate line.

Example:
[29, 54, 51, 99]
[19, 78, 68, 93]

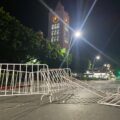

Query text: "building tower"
[48, 2, 70, 49]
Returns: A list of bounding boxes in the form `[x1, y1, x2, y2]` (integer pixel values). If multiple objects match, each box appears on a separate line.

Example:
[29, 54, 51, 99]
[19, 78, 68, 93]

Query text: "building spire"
[58, 0, 62, 4]
[56, 0, 64, 10]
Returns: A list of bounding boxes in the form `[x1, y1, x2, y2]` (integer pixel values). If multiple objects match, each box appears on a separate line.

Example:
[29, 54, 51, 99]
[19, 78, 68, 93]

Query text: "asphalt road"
[0, 80, 120, 120]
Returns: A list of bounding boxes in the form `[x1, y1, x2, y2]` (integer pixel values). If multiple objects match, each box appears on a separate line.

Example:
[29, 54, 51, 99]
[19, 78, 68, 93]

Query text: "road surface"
[0, 80, 120, 120]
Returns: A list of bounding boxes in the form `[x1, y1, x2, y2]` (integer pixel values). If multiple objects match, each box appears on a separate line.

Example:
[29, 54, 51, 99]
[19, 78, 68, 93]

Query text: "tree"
[0, 7, 72, 67]
[0, 7, 39, 63]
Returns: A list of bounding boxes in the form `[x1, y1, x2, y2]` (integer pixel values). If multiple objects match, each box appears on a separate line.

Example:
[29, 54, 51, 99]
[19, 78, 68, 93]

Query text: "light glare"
[96, 55, 100, 60]
[74, 31, 82, 38]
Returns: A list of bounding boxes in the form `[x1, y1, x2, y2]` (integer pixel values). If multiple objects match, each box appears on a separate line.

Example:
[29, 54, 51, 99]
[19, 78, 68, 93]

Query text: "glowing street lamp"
[104, 64, 107, 67]
[92, 55, 101, 72]
[96, 55, 100, 60]
[74, 31, 82, 38]
[67, 30, 83, 68]
[69, 30, 83, 48]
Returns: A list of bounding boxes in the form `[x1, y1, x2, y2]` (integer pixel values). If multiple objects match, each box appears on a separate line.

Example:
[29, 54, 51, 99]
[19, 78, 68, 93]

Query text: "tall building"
[48, 2, 70, 49]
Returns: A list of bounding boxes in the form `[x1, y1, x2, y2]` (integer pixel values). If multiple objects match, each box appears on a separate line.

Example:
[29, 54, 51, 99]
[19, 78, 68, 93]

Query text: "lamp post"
[92, 55, 101, 72]
[67, 30, 82, 69]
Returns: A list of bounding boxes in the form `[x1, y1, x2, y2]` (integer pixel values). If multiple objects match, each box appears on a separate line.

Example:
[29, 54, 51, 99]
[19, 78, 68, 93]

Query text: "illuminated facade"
[48, 2, 70, 49]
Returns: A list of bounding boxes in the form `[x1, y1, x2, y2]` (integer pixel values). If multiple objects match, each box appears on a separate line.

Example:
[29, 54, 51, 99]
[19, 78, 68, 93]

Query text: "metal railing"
[1, 63, 116, 104]
[0, 64, 49, 96]
[98, 87, 120, 107]
[0, 64, 79, 102]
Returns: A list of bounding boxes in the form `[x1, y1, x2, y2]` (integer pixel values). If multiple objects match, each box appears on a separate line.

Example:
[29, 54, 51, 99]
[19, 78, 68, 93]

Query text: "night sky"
[0, 0, 120, 71]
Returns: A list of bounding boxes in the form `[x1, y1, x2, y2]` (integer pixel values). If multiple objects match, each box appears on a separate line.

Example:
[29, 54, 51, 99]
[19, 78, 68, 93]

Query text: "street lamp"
[96, 55, 100, 60]
[69, 30, 82, 48]
[104, 64, 107, 67]
[74, 31, 82, 38]
[92, 55, 101, 72]
[67, 30, 82, 69]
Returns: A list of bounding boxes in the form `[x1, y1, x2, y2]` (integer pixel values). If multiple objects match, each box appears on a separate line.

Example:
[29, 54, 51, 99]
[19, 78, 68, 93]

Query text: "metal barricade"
[0, 63, 109, 103]
[0, 64, 79, 102]
[40, 69, 79, 102]
[0, 64, 49, 96]
[98, 87, 120, 107]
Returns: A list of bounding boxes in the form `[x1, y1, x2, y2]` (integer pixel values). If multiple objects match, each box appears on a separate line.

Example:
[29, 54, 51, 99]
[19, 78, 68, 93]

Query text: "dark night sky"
[0, 0, 120, 71]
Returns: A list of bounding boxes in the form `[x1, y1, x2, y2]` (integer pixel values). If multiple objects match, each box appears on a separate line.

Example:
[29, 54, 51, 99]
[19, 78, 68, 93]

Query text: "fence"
[98, 87, 120, 107]
[0, 64, 49, 96]
[0, 64, 79, 102]
[1, 63, 115, 104]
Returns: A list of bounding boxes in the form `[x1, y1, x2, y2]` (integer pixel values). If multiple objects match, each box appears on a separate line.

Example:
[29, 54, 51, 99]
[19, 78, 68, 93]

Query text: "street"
[0, 80, 120, 120]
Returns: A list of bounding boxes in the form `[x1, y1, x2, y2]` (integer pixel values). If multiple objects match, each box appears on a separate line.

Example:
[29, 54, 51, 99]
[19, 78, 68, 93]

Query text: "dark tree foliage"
[0, 7, 38, 63]
[0, 7, 70, 67]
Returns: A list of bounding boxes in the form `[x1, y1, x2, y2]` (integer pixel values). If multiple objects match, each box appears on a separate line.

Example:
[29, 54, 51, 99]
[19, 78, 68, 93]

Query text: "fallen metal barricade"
[98, 87, 120, 107]
[40, 68, 79, 102]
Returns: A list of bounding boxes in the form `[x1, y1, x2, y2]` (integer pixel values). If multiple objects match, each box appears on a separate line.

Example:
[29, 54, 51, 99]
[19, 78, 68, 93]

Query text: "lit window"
[54, 30, 57, 35]
[51, 30, 56, 36]
[51, 24, 56, 30]
[55, 31, 57, 35]
[51, 37, 54, 42]
[51, 31, 54, 35]
[51, 25, 54, 29]
[56, 36, 59, 41]
[56, 30, 59, 35]
[51, 23, 60, 30]
[56, 23, 60, 28]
